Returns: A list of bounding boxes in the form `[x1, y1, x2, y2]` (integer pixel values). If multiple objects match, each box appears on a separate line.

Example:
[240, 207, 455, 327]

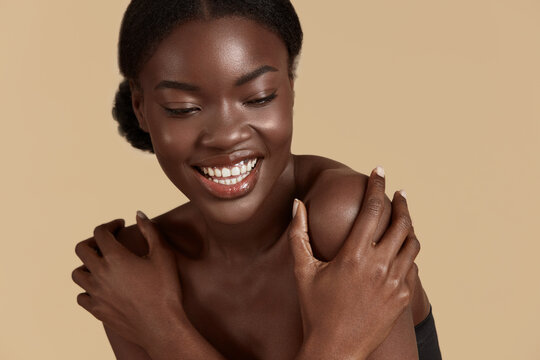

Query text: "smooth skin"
[73, 17, 430, 359]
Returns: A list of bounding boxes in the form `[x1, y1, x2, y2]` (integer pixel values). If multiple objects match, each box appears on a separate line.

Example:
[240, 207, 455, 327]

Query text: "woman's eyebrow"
[154, 80, 200, 92]
[153, 65, 278, 91]
[235, 65, 278, 86]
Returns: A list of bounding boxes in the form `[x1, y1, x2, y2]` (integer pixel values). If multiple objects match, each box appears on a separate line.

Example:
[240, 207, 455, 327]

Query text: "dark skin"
[73, 17, 430, 359]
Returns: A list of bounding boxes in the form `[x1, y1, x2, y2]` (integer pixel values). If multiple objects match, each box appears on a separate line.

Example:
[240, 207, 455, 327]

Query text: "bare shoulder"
[114, 202, 200, 258]
[296, 154, 431, 325]
[295, 155, 391, 261]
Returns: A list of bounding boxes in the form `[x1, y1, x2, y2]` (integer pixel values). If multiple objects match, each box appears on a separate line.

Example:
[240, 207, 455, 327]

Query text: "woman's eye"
[163, 107, 200, 116]
[245, 92, 278, 107]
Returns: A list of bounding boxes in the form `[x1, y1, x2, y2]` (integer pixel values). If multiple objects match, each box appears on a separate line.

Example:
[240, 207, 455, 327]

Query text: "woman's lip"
[193, 159, 262, 199]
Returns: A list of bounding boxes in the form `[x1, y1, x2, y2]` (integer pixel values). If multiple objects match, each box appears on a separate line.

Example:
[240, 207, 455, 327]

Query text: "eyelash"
[244, 92, 278, 106]
[163, 92, 278, 116]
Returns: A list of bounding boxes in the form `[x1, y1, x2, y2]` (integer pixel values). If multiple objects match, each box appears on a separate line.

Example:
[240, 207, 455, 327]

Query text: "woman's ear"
[129, 80, 149, 133]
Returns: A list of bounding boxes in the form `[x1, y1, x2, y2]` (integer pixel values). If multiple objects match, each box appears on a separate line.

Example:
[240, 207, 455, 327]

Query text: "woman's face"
[132, 17, 295, 224]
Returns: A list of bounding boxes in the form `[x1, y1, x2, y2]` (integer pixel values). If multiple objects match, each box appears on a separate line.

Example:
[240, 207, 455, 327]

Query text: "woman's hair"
[113, 0, 303, 153]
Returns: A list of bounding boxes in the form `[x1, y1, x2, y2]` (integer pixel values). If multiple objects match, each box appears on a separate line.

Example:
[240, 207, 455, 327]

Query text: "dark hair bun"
[112, 80, 154, 153]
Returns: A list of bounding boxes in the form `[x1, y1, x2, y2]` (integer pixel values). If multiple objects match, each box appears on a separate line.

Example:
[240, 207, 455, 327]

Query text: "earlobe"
[129, 80, 149, 133]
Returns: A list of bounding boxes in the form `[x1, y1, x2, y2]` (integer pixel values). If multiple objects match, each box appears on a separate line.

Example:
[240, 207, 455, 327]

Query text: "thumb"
[135, 210, 169, 258]
[288, 199, 318, 277]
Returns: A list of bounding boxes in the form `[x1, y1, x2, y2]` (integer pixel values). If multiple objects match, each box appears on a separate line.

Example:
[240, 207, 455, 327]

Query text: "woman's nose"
[199, 103, 252, 150]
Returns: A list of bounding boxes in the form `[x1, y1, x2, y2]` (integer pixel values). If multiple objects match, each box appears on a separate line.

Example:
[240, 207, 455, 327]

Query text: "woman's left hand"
[72, 212, 186, 351]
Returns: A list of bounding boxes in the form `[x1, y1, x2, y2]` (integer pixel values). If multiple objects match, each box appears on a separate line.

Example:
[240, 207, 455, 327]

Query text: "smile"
[197, 158, 258, 185]
[193, 157, 262, 199]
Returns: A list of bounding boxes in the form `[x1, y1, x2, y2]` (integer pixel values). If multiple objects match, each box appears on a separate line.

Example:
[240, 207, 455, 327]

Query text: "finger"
[71, 265, 94, 292]
[75, 238, 102, 272]
[288, 199, 320, 279]
[135, 210, 170, 258]
[93, 219, 128, 257]
[377, 190, 413, 263]
[338, 167, 386, 259]
[393, 232, 421, 279]
[76, 292, 94, 313]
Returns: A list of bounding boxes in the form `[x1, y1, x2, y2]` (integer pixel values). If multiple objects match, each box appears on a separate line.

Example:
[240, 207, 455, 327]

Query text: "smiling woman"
[72, 1, 441, 359]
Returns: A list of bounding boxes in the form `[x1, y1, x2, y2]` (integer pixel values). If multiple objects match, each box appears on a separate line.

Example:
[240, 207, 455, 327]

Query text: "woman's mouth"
[192, 157, 262, 199]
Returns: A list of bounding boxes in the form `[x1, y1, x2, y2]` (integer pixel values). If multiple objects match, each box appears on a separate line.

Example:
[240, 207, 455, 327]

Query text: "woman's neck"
[200, 155, 297, 264]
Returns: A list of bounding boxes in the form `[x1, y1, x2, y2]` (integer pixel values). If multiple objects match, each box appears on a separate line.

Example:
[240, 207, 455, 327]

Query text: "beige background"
[1, 0, 539, 359]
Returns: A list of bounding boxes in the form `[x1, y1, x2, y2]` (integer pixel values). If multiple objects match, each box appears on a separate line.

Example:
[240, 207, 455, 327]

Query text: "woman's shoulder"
[114, 202, 201, 258]
[294, 154, 391, 261]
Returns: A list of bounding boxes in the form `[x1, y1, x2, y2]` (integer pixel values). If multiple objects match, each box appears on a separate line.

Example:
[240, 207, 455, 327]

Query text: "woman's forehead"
[139, 17, 289, 87]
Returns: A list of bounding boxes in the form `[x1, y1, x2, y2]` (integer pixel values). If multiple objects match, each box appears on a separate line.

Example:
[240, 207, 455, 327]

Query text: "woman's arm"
[73, 217, 226, 360]
[303, 167, 430, 359]
[104, 324, 151, 359]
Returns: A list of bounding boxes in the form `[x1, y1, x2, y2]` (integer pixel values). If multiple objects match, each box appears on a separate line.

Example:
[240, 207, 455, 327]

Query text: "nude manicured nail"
[136, 210, 148, 220]
[292, 199, 299, 218]
[399, 189, 407, 199]
[375, 166, 385, 178]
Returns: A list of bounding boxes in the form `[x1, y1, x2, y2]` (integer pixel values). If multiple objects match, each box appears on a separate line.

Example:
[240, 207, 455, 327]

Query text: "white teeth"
[199, 158, 259, 184]
[248, 160, 255, 171]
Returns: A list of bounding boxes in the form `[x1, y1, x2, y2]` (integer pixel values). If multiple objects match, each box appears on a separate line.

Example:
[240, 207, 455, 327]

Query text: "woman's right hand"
[289, 168, 420, 360]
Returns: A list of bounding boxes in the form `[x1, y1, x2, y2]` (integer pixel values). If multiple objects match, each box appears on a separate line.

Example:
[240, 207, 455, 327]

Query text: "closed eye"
[244, 92, 278, 107]
[162, 106, 200, 116]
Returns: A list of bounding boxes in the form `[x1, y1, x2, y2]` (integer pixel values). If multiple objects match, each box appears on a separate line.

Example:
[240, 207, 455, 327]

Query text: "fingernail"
[136, 210, 148, 220]
[375, 166, 385, 178]
[292, 199, 299, 218]
[399, 189, 407, 199]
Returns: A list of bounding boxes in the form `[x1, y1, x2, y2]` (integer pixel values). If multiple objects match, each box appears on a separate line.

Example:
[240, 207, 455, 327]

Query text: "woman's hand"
[72, 212, 186, 353]
[289, 168, 420, 360]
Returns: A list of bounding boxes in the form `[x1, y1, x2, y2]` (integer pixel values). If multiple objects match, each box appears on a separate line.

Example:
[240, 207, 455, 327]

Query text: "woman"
[72, 1, 441, 359]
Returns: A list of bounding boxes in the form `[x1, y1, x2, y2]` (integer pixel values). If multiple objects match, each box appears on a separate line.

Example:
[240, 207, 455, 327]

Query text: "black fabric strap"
[414, 305, 442, 360]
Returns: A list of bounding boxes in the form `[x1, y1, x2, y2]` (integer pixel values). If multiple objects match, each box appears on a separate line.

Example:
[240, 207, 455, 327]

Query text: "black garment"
[414, 306, 442, 360]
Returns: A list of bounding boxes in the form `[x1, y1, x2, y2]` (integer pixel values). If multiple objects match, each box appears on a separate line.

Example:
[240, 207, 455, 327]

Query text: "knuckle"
[411, 237, 421, 254]
[371, 262, 389, 280]
[397, 288, 411, 308]
[366, 197, 384, 217]
[396, 214, 412, 231]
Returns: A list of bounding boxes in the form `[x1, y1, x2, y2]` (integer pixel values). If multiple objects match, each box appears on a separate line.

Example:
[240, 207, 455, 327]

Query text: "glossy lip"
[192, 158, 262, 199]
